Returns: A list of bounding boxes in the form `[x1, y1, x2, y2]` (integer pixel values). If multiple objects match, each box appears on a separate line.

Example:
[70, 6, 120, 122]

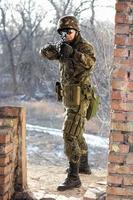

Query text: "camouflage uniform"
[40, 15, 96, 190]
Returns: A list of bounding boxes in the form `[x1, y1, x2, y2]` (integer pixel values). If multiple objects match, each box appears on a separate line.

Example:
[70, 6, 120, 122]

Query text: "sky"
[36, 0, 116, 25]
[92, 0, 115, 23]
[35, 0, 116, 29]
[4, 0, 116, 28]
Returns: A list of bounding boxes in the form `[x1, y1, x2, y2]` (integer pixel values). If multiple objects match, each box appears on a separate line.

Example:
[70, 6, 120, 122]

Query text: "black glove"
[55, 81, 62, 101]
[40, 44, 59, 59]
[60, 43, 74, 58]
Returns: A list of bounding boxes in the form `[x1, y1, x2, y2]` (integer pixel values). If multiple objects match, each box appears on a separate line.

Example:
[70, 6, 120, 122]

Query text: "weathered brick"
[126, 153, 133, 164]
[111, 122, 133, 132]
[110, 132, 124, 142]
[129, 26, 133, 35]
[107, 186, 133, 196]
[124, 102, 133, 111]
[115, 13, 133, 24]
[0, 193, 8, 200]
[115, 2, 128, 12]
[114, 57, 133, 67]
[12, 136, 19, 145]
[127, 92, 133, 101]
[119, 144, 130, 153]
[111, 101, 122, 111]
[111, 91, 123, 100]
[114, 48, 128, 58]
[0, 107, 20, 118]
[111, 112, 126, 121]
[0, 128, 11, 137]
[111, 101, 133, 112]
[115, 24, 129, 34]
[112, 79, 133, 92]
[0, 163, 11, 175]
[111, 143, 129, 154]
[0, 174, 10, 185]
[107, 175, 123, 185]
[115, 35, 127, 46]
[115, 14, 125, 24]
[108, 153, 125, 164]
[0, 155, 10, 166]
[128, 134, 133, 143]
[127, 37, 133, 46]
[18, 107, 27, 189]
[0, 143, 13, 155]
[129, 72, 133, 81]
[128, 82, 133, 91]
[0, 183, 10, 196]
[124, 176, 133, 186]
[0, 107, 26, 199]
[0, 118, 18, 129]
[107, 196, 133, 200]
[108, 164, 133, 175]
[0, 134, 10, 144]
[112, 79, 126, 91]
[113, 68, 127, 80]
[130, 49, 133, 58]
[107, 2, 133, 200]
[115, 35, 133, 46]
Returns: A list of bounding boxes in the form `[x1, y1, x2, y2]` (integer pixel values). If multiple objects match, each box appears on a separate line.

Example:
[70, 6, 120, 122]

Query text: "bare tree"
[81, 19, 114, 136]
[90, 0, 95, 26]
[0, 0, 47, 97]
[0, 5, 25, 94]
[16, 0, 47, 97]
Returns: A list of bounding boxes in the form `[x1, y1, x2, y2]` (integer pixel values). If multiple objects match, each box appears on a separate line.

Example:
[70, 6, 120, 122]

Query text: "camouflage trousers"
[62, 97, 90, 163]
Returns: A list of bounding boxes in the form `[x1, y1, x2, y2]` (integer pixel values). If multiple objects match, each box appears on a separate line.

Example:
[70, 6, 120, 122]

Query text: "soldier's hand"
[40, 44, 54, 56]
[60, 43, 73, 58]
[39, 48, 47, 57]
[39, 44, 60, 60]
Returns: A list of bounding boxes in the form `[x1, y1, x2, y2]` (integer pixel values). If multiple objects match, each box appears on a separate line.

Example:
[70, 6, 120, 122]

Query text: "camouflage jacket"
[41, 33, 96, 89]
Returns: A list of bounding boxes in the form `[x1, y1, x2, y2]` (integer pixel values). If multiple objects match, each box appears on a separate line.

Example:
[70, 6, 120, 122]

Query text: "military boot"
[66, 154, 91, 174]
[57, 162, 81, 191]
[79, 154, 91, 174]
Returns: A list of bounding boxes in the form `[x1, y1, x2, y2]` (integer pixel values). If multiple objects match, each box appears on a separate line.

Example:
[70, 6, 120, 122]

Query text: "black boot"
[79, 154, 91, 174]
[57, 162, 81, 191]
[66, 154, 91, 175]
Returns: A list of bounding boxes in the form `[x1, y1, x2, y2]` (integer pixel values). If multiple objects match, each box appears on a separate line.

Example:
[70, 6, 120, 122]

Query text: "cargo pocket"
[62, 112, 75, 134]
[86, 87, 100, 120]
[63, 84, 81, 107]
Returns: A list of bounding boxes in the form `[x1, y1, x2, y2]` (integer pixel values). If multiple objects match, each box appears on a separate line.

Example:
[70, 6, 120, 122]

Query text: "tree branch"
[48, 0, 60, 20]
[10, 11, 25, 43]
[0, 7, 9, 43]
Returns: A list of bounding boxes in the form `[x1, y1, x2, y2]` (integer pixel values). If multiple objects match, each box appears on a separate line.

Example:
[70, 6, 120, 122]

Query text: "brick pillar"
[0, 107, 27, 200]
[106, 1, 133, 200]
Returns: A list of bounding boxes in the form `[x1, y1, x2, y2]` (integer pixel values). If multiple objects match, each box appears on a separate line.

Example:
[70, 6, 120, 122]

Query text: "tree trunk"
[8, 43, 18, 94]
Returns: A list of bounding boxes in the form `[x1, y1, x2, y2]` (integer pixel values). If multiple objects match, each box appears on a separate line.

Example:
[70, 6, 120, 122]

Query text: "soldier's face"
[65, 29, 76, 42]
[61, 29, 76, 42]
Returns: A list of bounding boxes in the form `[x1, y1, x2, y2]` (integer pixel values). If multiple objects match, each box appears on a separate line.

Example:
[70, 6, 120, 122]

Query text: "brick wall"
[106, 0, 133, 200]
[0, 107, 27, 200]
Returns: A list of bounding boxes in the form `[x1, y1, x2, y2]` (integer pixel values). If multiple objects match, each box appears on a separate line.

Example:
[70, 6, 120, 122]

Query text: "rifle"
[40, 32, 67, 58]
[56, 32, 67, 55]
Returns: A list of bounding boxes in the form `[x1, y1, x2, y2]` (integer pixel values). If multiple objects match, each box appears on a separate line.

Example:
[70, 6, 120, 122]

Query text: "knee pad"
[64, 136, 81, 163]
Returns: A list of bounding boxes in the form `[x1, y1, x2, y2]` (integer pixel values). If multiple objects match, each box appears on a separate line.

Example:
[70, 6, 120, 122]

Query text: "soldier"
[40, 15, 96, 191]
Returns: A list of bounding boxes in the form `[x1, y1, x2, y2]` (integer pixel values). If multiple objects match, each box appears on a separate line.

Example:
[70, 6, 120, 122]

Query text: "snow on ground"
[26, 124, 109, 149]
[26, 124, 109, 169]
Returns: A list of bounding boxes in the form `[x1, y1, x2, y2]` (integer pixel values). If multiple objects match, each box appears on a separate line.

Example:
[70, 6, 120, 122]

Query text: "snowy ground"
[27, 164, 107, 200]
[26, 124, 109, 169]
[27, 124, 108, 149]
[26, 124, 108, 199]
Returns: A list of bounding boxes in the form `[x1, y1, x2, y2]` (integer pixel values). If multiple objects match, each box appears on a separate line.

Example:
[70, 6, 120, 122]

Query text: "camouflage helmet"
[57, 15, 80, 34]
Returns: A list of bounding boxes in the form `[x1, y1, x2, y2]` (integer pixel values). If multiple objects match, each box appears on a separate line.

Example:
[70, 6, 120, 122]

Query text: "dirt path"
[27, 163, 107, 199]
